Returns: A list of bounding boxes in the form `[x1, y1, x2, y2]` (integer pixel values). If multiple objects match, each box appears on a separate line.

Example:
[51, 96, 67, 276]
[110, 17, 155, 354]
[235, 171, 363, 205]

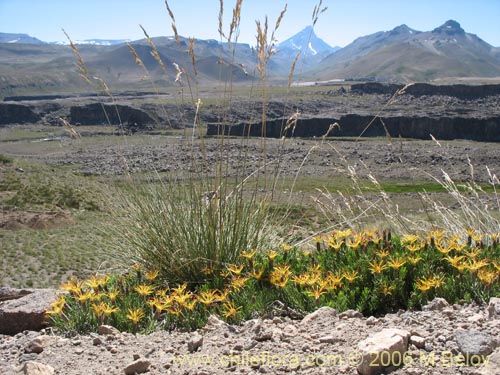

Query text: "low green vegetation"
[49, 228, 500, 334]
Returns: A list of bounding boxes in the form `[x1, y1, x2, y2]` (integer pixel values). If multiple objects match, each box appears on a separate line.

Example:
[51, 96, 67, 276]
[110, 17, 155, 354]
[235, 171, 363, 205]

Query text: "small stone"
[74, 348, 84, 355]
[123, 359, 151, 375]
[188, 334, 204, 353]
[98, 325, 120, 336]
[410, 336, 426, 349]
[366, 316, 378, 325]
[71, 340, 81, 346]
[339, 309, 363, 319]
[301, 307, 337, 325]
[25, 341, 44, 354]
[93, 337, 104, 346]
[423, 298, 449, 311]
[318, 335, 337, 344]
[133, 354, 140, 360]
[22, 361, 55, 375]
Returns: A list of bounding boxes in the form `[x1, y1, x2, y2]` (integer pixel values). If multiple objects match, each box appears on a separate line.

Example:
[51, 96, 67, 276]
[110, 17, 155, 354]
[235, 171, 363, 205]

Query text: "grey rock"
[98, 325, 120, 336]
[410, 335, 426, 349]
[0, 288, 63, 335]
[487, 298, 500, 320]
[123, 359, 151, 375]
[479, 348, 500, 375]
[455, 330, 497, 363]
[423, 297, 449, 311]
[0, 362, 16, 375]
[187, 334, 204, 353]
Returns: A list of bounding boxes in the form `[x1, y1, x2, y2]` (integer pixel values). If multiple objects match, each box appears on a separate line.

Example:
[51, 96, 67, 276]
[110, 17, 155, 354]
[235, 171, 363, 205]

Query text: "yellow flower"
[325, 272, 343, 291]
[183, 299, 197, 311]
[427, 230, 444, 243]
[101, 303, 119, 316]
[281, 243, 292, 252]
[375, 249, 390, 259]
[368, 259, 387, 275]
[401, 234, 420, 245]
[197, 289, 221, 306]
[415, 278, 433, 293]
[477, 269, 497, 286]
[406, 242, 425, 253]
[145, 269, 159, 281]
[241, 250, 257, 260]
[346, 235, 361, 249]
[306, 285, 327, 302]
[91, 302, 105, 317]
[155, 289, 168, 297]
[333, 229, 352, 240]
[429, 274, 445, 289]
[172, 283, 188, 295]
[267, 250, 279, 260]
[379, 281, 395, 296]
[107, 290, 119, 302]
[387, 256, 406, 271]
[443, 255, 466, 269]
[222, 301, 241, 320]
[134, 284, 154, 297]
[126, 308, 144, 325]
[46, 295, 66, 316]
[85, 274, 108, 291]
[75, 290, 93, 303]
[250, 268, 265, 281]
[227, 264, 244, 276]
[230, 276, 249, 292]
[328, 238, 343, 251]
[269, 265, 291, 288]
[201, 266, 215, 275]
[463, 247, 482, 259]
[131, 264, 142, 272]
[466, 258, 489, 272]
[435, 242, 453, 255]
[292, 274, 311, 287]
[342, 270, 359, 283]
[407, 255, 423, 265]
[60, 277, 83, 294]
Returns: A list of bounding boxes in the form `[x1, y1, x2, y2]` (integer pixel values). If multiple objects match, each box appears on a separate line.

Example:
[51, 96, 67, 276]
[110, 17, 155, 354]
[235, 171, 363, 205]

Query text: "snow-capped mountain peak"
[278, 26, 338, 58]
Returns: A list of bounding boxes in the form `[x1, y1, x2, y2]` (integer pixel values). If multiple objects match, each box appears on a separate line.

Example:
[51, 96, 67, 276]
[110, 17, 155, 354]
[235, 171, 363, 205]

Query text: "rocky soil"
[2, 298, 500, 375]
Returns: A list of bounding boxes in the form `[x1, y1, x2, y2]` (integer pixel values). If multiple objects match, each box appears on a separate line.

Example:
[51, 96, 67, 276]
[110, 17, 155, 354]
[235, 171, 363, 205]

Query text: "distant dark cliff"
[0, 103, 40, 124]
[207, 115, 500, 142]
[351, 83, 500, 99]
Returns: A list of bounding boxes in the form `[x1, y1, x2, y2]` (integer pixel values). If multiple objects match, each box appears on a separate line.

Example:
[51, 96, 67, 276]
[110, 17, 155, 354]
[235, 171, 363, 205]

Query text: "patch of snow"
[308, 42, 317, 55]
[291, 41, 302, 50]
[7, 39, 19, 43]
[409, 30, 413, 34]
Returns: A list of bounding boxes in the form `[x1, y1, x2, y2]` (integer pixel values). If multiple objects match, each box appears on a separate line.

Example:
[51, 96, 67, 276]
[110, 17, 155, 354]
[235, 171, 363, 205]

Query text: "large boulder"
[0, 287, 62, 335]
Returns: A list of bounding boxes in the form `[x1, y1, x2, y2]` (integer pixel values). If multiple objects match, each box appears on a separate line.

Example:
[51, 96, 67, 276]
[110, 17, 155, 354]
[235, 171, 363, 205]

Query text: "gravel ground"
[1, 299, 500, 375]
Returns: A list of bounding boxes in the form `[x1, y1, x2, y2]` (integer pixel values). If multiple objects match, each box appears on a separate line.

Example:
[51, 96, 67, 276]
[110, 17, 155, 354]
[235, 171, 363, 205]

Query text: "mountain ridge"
[309, 20, 500, 82]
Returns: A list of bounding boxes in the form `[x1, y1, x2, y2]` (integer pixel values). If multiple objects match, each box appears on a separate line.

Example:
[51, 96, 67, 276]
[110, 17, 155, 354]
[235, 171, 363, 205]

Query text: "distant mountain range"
[307, 20, 500, 82]
[1, 20, 500, 97]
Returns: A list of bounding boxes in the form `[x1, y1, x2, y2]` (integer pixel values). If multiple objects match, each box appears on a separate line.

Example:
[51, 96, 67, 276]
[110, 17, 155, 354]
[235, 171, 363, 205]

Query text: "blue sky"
[0, 0, 499, 47]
